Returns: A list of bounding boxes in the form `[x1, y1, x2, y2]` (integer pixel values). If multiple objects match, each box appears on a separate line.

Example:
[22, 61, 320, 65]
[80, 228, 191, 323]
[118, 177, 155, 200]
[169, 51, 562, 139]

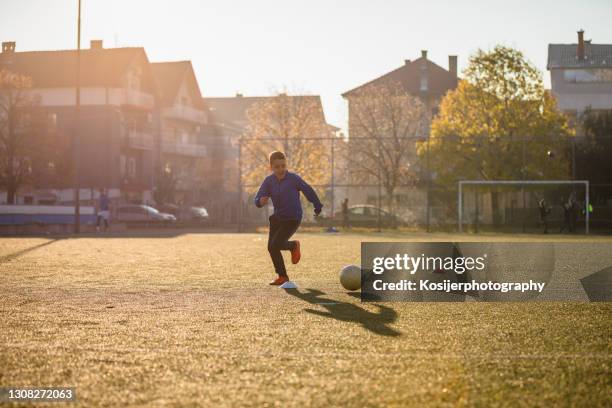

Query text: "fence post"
[377, 142, 382, 232]
[331, 137, 335, 220]
[458, 181, 463, 233]
[426, 136, 431, 232]
[474, 188, 479, 233]
[237, 136, 242, 232]
[521, 135, 526, 233]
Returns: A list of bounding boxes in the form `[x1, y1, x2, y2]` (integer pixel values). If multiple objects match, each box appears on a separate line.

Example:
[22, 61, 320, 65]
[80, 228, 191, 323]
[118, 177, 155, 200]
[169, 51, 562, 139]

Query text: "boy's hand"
[314, 207, 322, 217]
[259, 196, 269, 206]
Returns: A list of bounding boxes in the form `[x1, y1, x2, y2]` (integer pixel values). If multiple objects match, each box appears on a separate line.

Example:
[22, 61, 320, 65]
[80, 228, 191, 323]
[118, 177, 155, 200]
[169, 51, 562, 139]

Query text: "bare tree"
[346, 83, 426, 214]
[0, 70, 38, 204]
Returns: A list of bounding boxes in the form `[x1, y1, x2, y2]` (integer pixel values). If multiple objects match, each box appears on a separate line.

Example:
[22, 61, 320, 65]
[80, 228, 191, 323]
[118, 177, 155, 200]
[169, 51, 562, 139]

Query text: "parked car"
[157, 204, 210, 225]
[180, 206, 209, 224]
[316, 205, 400, 228]
[115, 205, 176, 225]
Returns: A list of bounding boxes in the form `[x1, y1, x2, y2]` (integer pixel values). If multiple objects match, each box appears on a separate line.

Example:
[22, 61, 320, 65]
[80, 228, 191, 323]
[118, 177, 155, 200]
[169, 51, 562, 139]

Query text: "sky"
[1, 0, 611, 131]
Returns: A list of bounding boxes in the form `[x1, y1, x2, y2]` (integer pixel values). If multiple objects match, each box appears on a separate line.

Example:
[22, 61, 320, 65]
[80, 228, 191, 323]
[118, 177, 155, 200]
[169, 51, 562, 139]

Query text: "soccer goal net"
[458, 180, 590, 234]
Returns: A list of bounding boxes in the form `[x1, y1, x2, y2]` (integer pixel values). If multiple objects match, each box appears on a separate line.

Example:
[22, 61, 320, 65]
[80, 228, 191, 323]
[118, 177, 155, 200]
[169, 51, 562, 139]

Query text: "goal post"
[458, 180, 590, 234]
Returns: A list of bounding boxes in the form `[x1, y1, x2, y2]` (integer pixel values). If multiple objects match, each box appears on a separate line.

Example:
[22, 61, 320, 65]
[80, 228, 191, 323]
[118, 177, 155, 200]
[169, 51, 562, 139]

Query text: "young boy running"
[254, 151, 323, 285]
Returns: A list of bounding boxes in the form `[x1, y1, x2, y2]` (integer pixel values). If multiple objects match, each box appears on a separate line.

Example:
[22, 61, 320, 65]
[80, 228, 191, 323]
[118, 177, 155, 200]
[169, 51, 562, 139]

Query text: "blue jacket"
[254, 171, 323, 220]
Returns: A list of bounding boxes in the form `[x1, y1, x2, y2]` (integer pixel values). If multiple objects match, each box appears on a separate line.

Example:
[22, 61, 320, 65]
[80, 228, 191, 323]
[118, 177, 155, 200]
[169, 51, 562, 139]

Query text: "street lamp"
[73, 0, 82, 232]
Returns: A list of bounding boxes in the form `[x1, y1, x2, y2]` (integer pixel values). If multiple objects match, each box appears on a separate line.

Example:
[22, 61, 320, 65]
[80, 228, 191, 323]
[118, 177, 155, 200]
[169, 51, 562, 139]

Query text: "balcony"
[162, 105, 207, 124]
[108, 88, 155, 109]
[126, 131, 154, 150]
[161, 140, 207, 157]
[175, 175, 200, 191]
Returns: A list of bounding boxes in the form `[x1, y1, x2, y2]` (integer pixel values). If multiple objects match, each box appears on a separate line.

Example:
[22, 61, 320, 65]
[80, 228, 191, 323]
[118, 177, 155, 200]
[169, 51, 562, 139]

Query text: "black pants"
[268, 215, 300, 277]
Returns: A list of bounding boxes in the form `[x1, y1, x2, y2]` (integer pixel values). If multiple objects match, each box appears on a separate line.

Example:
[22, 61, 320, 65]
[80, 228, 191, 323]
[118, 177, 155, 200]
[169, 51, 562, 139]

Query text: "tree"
[241, 93, 331, 196]
[345, 83, 426, 215]
[418, 46, 573, 225]
[0, 70, 38, 204]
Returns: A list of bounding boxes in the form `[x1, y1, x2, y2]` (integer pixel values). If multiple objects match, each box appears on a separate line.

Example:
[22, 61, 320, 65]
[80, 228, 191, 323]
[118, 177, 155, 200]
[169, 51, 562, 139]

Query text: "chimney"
[421, 50, 427, 59]
[448, 55, 458, 77]
[404, 59, 411, 65]
[90, 39, 103, 50]
[235, 92, 243, 97]
[2, 41, 16, 53]
[577, 30, 585, 60]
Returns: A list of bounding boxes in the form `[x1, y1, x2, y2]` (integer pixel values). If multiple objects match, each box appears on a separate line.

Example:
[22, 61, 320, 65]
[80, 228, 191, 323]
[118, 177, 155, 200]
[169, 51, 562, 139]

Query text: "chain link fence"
[233, 135, 612, 234]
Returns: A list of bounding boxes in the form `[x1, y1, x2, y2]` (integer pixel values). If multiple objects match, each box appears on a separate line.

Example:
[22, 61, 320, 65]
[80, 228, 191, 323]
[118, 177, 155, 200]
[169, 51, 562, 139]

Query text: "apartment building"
[151, 61, 211, 204]
[0, 40, 158, 204]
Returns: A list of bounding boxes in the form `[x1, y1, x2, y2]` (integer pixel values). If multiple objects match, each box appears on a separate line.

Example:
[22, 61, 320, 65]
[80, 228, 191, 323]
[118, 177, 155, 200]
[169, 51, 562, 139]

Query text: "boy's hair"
[269, 151, 286, 165]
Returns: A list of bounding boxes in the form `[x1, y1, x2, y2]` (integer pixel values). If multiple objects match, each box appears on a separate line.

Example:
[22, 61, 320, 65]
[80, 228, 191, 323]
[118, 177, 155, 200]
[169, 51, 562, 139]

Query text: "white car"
[116, 205, 177, 225]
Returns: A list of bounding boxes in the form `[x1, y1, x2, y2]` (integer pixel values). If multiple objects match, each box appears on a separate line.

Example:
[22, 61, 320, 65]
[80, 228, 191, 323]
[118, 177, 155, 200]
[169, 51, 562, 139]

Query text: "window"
[47, 113, 58, 132]
[127, 158, 136, 178]
[420, 76, 428, 91]
[127, 67, 142, 90]
[350, 207, 365, 215]
[564, 69, 612, 83]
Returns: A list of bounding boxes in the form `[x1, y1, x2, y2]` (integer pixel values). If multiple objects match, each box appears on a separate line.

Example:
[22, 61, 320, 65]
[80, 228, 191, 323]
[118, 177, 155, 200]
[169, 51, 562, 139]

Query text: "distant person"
[342, 198, 350, 229]
[538, 199, 551, 234]
[254, 151, 323, 286]
[568, 196, 578, 233]
[97, 189, 111, 232]
[560, 197, 571, 233]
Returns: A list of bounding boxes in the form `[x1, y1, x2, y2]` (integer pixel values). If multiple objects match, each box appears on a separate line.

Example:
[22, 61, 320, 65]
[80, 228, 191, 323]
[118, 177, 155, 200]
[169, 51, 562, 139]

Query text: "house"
[343, 50, 458, 132]
[0, 40, 158, 205]
[150, 61, 212, 205]
[547, 30, 612, 120]
[341, 51, 458, 225]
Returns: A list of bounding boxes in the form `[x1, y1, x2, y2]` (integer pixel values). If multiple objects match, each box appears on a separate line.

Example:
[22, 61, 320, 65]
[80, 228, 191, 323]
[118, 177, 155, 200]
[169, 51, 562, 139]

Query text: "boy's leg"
[268, 216, 286, 277]
[268, 218, 300, 277]
[273, 219, 300, 251]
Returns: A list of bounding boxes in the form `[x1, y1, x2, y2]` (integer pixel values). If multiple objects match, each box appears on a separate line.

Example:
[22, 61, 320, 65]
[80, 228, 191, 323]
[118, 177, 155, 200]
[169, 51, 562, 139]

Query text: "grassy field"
[0, 230, 610, 407]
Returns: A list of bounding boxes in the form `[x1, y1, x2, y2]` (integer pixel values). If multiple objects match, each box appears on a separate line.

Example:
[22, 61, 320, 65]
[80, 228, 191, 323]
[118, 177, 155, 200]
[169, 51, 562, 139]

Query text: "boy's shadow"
[285, 288, 400, 337]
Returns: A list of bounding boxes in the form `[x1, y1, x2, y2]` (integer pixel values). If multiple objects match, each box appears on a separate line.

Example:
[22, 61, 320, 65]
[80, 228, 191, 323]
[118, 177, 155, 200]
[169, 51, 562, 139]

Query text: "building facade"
[0, 40, 158, 204]
[547, 30, 612, 119]
[0, 40, 215, 208]
[151, 61, 211, 205]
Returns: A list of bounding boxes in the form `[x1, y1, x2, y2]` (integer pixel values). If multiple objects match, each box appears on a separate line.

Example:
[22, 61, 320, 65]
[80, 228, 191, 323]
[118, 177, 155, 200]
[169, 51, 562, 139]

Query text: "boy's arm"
[254, 179, 268, 208]
[296, 175, 323, 214]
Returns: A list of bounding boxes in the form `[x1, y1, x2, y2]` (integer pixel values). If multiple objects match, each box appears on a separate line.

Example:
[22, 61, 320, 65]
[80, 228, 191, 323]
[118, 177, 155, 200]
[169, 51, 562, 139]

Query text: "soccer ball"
[340, 264, 361, 291]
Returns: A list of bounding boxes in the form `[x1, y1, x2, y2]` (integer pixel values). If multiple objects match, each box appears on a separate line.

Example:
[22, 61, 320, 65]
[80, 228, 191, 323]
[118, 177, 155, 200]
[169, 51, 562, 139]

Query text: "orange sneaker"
[291, 240, 301, 264]
[269, 276, 289, 286]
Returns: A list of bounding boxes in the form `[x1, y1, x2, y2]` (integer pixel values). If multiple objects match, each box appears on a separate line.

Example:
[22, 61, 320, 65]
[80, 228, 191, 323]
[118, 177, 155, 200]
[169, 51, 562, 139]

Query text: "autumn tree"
[241, 93, 331, 196]
[345, 83, 426, 215]
[418, 46, 573, 224]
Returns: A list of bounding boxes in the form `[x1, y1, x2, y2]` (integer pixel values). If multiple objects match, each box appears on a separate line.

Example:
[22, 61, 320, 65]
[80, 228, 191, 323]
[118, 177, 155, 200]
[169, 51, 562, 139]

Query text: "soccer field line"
[4, 345, 610, 360]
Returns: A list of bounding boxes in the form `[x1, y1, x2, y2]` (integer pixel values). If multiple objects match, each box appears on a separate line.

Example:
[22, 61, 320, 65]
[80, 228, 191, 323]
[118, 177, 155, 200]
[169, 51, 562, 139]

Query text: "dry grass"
[0, 231, 610, 407]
